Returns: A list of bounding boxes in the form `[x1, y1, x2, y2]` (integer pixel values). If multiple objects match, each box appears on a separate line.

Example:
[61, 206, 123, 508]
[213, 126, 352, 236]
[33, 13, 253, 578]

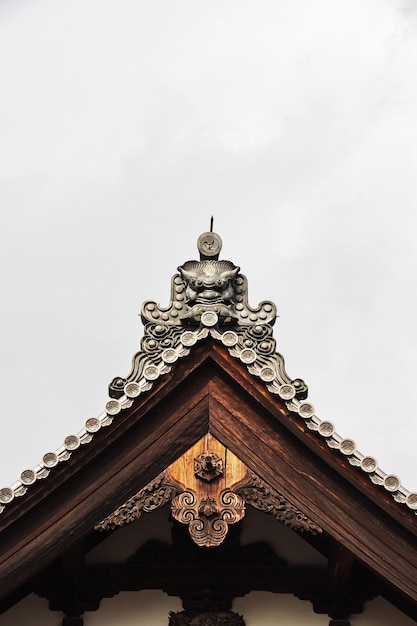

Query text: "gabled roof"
[1, 230, 417, 619]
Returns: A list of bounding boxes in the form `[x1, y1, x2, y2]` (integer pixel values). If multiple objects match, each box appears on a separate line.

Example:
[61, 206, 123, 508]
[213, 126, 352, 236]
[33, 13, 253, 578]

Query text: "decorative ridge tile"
[1, 230, 415, 517]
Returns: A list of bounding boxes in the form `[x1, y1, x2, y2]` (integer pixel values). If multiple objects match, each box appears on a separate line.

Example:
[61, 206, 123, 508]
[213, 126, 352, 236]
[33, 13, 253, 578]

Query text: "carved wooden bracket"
[95, 435, 321, 542]
[94, 471, 183, 531]
[171, 490, 245, 547]
[169, 610, 245, 625]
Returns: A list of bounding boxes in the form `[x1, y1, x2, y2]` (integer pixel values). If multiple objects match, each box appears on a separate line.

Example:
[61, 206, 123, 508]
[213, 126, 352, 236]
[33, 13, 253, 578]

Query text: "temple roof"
[1, 229, 416, 517]
[1, 232, 417, 620]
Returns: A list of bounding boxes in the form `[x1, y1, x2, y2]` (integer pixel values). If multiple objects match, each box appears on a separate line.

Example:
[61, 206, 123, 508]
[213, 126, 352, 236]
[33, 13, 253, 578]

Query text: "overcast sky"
[1, 0, 416, 495]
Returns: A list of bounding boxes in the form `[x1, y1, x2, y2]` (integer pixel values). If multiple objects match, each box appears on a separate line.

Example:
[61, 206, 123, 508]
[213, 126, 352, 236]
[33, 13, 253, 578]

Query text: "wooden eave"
[0, 340, 416, 611]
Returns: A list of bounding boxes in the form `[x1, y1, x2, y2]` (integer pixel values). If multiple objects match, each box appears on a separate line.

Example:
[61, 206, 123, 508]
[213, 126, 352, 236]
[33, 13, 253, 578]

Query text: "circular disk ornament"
[20, 469, 36, 485]
[260, 366, 275, 382]
[43, 452, 58, 467]
[124, 382, 141, 398]
[279, 384, 296, 400]
[384, 474, 400, 492]
[85, 417, 101, 433]
[221, 331, 238, 347]
[201, 311, 218, 327]
[64, 435, 80, 450]
[0, 488, 14, 504]
[197, 232, 222, 258]
[105, 399, 121, 416]
[340, 439, 356, 455]
[406, 493, 417, 510]
[144, 365, 159, 380]
[161, 348, 178, 364]
[298, 403, 315, 419]
[181, 331, 197, 347]
[318, 421, 335, 437]
[361, 456, 378, 473]
[240, 348, 257, 364]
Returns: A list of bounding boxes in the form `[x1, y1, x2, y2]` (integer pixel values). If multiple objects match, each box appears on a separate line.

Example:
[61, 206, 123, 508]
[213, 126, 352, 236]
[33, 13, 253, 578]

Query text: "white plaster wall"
[234, 592, 417, 625]
[84, 591, 182, 625]
[351, 596, 416, 625]
[1, 591, 416, 625]
[0, 594, 59, 626]
[234, 592, 326, 625]
[0, 591, 182, 626]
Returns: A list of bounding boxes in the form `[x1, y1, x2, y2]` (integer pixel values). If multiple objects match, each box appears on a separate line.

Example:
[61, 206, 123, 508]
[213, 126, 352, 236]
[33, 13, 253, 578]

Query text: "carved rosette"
[194, 451, 224, 481]
[171, 490, 245, 547]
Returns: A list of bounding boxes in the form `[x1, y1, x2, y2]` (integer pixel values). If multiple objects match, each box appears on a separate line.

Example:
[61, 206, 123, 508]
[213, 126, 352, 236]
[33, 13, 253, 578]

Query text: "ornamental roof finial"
[108, 229, 308, 403]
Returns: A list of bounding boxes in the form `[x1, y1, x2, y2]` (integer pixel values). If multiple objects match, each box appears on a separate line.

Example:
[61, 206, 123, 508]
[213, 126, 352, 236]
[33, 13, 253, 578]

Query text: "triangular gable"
[94, 433, 322, 541]
[1, 230, 417, 622]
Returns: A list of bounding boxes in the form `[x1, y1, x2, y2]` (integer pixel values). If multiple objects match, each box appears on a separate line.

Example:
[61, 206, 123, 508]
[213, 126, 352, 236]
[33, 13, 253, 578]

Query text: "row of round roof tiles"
[1, 324, 416, 513]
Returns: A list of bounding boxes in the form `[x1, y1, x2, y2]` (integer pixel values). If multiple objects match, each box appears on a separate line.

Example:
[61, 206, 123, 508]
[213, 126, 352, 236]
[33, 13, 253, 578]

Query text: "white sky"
[0, 0, 416, 493]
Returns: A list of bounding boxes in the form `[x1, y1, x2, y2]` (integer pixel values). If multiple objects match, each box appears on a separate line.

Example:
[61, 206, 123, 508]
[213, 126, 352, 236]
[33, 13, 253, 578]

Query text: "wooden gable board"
[0, 341, 417, 620]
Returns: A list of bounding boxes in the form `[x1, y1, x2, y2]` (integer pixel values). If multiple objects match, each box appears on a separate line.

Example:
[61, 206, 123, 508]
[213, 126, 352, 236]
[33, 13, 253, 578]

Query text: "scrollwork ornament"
[171, 489, 245, 547]
[171, 491, 197, 524]
[141, 323, 184, 354]
[242, 324, 275, 355]
[108, 376, 127, 398]
[234, 471, 322, 535]
[95, 471, 183, 531]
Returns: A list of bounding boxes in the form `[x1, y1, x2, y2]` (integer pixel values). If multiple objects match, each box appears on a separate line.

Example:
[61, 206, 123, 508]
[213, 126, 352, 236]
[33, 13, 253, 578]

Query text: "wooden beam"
[206, 373, 417, 606]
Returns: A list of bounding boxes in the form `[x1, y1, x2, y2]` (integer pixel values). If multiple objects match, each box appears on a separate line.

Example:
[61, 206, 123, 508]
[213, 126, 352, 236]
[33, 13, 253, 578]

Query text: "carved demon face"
[178, 260, 240, 305]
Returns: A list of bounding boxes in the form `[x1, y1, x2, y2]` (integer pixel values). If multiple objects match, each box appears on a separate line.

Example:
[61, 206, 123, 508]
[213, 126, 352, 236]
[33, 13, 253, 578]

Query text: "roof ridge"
[1, 231, 416, 516]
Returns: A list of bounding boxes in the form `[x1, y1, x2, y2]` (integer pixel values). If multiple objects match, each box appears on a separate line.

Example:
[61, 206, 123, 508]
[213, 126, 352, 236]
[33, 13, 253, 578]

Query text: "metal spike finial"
[210, 216, 214, 232]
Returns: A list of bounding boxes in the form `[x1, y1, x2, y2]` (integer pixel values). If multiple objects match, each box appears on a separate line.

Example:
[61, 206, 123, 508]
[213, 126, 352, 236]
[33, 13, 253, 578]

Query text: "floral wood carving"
[234, 471, 322, 534]
[95, 435, 320, 540]
[169, 610, 245, 626]
[95, 471, 183, 531]
[171, 490, 245, 547]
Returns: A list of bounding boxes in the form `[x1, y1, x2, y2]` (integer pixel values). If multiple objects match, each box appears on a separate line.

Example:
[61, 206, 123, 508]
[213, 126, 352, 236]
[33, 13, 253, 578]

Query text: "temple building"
[1, 230, 417, 625]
